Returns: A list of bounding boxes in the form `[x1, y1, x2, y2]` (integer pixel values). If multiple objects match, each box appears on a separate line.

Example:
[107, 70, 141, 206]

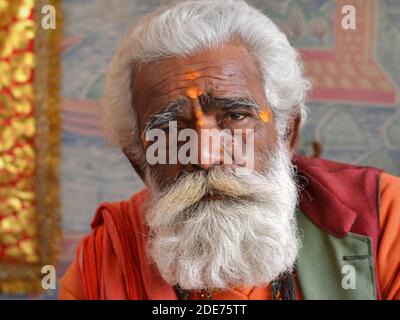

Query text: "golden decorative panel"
[0, 0, 61, 293]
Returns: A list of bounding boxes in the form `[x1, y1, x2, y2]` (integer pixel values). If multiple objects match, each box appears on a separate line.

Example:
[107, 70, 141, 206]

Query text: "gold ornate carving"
[0, 0, 61, 294]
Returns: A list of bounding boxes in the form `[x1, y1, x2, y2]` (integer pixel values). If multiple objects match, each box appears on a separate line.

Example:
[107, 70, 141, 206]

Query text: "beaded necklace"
[174, 272, 296, 300]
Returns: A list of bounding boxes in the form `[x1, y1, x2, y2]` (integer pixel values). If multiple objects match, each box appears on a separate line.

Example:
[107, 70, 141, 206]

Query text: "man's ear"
[122, 146, 146, 182]
[285, 113, 301, 158]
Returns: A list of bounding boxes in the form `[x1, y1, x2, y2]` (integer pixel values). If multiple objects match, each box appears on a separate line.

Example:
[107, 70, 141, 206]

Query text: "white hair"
[101, 0, 311, 171]
[145, 140, 300, 290]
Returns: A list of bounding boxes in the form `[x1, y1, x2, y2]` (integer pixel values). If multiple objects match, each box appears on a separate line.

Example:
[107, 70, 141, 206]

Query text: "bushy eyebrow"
[199, 94, 261, 113]
[143, 98, 188, 134]
[142, 94, 260, 136]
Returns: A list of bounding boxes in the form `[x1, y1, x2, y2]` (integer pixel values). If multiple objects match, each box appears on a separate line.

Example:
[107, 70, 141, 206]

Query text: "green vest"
[296, 209, 377, 300]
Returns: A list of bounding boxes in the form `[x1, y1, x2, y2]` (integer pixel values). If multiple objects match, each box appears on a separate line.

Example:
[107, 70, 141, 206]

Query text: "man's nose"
[194, 115, 232, 170]
[197, 132, 222, 170]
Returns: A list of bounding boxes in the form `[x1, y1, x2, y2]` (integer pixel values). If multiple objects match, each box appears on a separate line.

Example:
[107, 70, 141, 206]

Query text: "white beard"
[145, 142, 300, 291]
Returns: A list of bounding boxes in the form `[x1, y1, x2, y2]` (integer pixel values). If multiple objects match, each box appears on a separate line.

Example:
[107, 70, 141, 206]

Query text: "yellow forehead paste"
[186, 87, 202, 99]
[195, 109, 204, 128]
[185, 87, 204, 127]
[140, 131, 147, 148]
[185, 71, 200, 81]
[259, 108, 271, 123]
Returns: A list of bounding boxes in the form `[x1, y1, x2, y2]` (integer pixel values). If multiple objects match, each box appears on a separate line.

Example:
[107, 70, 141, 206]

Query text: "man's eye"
[229, 113, 247, 121]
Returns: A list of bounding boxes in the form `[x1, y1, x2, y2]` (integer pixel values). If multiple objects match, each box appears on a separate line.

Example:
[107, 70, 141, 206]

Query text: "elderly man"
[59, 0, 400, 300]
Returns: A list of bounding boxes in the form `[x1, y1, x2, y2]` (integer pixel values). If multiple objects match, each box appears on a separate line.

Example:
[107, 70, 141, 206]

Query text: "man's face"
[133, 43, 300, 291]
[133, 42, 279, 188]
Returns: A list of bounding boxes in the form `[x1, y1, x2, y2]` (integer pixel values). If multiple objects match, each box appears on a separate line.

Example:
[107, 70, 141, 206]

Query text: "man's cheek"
[147, 163, 179, 188]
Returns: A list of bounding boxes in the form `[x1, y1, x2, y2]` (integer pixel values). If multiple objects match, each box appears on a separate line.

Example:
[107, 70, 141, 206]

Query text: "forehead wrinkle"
[147, 64, 234, 93]
[154, 73, 244, 95]
[149, 86, 198, 102]
[151, 79, 251, 104]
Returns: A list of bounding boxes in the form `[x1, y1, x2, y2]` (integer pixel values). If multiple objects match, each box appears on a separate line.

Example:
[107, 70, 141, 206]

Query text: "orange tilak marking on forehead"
[195, 109, 204, 128]
[185, 71, 200, 81]
[186, 87, 202, 99]
[197, 119, 204, 128]
[140, 131, 148, 148]
[259, 108, 271, 123]
[186, 87, 204, 127]
[193, 103, 204, 128]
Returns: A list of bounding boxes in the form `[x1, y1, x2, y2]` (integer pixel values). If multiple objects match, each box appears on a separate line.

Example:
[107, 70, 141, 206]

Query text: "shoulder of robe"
[89, 187, 150, 230]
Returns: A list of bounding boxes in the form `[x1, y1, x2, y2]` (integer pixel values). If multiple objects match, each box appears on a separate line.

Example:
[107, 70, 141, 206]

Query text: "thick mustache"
[179, 168, 267, 197]
[151, 167, 269, 214]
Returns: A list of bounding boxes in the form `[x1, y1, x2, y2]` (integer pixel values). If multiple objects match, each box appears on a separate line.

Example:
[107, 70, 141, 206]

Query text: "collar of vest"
[293, 154, 382, 238]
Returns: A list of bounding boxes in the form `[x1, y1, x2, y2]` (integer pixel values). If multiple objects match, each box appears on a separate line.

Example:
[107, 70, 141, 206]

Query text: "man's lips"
[199, 193, 240, 202]
[203, 194, 226, 201]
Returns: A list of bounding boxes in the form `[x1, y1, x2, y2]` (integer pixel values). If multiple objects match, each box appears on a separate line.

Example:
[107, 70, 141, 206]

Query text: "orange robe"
[59, 173, 400, 300]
